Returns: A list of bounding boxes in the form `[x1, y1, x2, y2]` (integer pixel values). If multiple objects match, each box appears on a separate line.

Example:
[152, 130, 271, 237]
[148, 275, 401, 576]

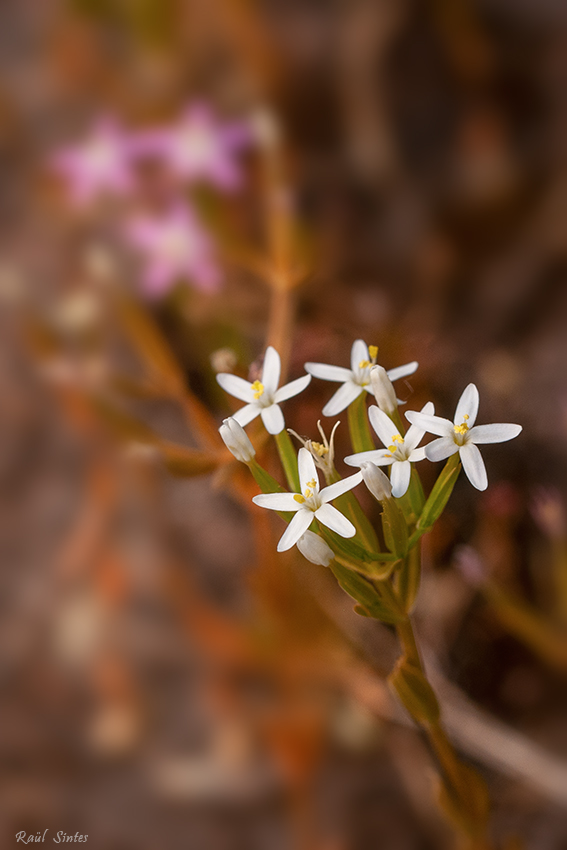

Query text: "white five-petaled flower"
[305, 340, 418, 417]
[344, 402, 434, 497]
[252, 447, 363, 551]
[216, 346, 311, 435]
[405, 383, 522, 491]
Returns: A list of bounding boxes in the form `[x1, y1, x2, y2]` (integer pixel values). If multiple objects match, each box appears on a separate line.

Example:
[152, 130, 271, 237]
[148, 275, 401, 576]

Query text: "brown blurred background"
[1, 1, 567, 848]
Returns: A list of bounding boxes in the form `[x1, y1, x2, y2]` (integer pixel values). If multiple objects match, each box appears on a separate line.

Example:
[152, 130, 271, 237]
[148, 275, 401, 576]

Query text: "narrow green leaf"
[330, 562, 406, 624]
[382, 498, 409, 558]
[417, 454, 461, 530]
[397, 543, 422, 614]
[347, 392, 375, 453]
[274, 429, 300, 491]
[389, 657, 440, 725]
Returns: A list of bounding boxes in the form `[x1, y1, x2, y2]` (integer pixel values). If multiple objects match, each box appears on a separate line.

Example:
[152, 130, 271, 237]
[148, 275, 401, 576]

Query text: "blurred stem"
[395, 618, 492, 848]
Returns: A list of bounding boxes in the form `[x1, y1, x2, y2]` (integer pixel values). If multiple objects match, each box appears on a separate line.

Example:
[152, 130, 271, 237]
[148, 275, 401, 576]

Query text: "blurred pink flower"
[50, 118, 136, 206]
[133, 103, 251, 190]
[124, 203, 221, 297]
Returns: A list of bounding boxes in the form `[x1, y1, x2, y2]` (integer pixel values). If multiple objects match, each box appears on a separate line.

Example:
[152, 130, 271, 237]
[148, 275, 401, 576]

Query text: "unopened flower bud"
[370, 365, 397, 415]
[219, 417, 255, 463]
[296, 531, 334, 566]
[361, 462, 392, 501]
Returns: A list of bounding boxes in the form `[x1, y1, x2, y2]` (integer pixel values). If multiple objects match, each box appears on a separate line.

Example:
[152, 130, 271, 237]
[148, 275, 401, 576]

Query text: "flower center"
[386, 434, 404, 459]
[454, 414, 470, 436]
[358, 344, 379, 370]
[251, 380, 264, 400]
[294, 478, 318, 504]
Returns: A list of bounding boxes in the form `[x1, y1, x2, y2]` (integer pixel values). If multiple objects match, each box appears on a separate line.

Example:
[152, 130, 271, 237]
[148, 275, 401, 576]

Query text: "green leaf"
[274, 429, 300, 491]
[347, 392, 375, 453]
[330, 562, 406, 624]
[417, 454, 461, 530]
[382, 498, 409, 558]
[396, 544, 421, 614]
[389, 657, 440, 725]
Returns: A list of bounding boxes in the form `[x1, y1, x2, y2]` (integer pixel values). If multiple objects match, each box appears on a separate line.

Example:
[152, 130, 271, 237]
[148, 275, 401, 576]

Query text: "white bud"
[361, 462, 392, 501]
[370, 365, 397, 415]
[219, 417, 256, 463]
[296, 531, 334, 566]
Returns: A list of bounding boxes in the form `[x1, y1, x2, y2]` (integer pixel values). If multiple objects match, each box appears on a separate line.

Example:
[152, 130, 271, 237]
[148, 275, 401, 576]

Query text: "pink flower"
[132, 103, 251, 190]
[123, 203, 221, 297]
[49, 117, 136, 206]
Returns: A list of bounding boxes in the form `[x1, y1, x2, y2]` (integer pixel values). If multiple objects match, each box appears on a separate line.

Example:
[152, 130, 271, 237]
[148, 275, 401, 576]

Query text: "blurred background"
[2, 0, 567, 848]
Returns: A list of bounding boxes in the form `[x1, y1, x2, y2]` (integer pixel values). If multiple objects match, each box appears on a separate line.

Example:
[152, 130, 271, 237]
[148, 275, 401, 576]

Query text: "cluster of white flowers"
[217, 340, 522, 559]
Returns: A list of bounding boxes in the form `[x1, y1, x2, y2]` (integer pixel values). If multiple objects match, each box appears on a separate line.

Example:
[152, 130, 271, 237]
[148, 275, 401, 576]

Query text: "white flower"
[405, 383, 522, 491]
[296, 531, 334, 566]
[305, 340, 418, 417]
[344, 402, 434, 497]
[370, 365, 397, 415]
[219, 417, 255, 462]
[216, 346, 311, 435]
[252, 447, 362, 551]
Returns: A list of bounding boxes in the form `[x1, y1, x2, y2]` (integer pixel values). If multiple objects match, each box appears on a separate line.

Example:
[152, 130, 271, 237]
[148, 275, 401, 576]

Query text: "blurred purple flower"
[123, 203, 221, 297]
[50, 117, 136, 206]
[133, 103, 251, 190]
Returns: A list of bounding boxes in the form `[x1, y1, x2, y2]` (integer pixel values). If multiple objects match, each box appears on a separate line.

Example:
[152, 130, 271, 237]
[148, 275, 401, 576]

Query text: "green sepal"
[416, 453, 461, 531]
[274, 429, 300, 491]
[347, 392, 375, 453]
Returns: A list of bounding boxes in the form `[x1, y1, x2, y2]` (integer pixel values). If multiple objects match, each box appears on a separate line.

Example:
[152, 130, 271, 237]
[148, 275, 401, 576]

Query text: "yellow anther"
[454, 423, 469, 436]
[311, 441, 328, 457]
[294, 494, 305, 504]
[385, 453, 393, 459]
[392, 434, 403, 444]
[388, 445, 397, 453]
[368, 345, 378, 360]
[304, 488, 313, 498]
[307, 479, 317, 489]
[251, 380, 264, 400]
[359, 359, 371, 369]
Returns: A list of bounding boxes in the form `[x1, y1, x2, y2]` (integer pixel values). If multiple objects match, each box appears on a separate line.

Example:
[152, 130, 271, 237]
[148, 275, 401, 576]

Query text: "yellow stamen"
[294, 494, 305, 504]
[454, 414, 470, 436]
[359, 359, 371, 369]
[251, 380, 264, 400]
[368, 345, 378, 360]
[388, 445, 397, 453]
[392, 434, 403, 444]
[306, 479, 317, 489]
[311, 441, 328, 457]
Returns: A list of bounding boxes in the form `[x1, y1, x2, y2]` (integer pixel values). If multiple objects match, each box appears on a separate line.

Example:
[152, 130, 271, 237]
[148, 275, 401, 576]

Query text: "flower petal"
[460, 442, 488, 490]
[322, 381, 363, 416]
[261, 346, 281, 396]
[403, 402, 435, 452]
[252, 493, 301, 511]
[274, 373, 311, 403]
[304, 362, 353, 382]
[233, 403, 260, 427]
[260, 403, 285, 435]
[390, 460, 411, 497]
[298, 447, 319, 494]
[344, 449, 390, 467]
[216, 372, 255, 402]
[314, 503, 356, 538]
[455, 383, 479, 427]
[425, 436, 459, 462]
[351, 339, 369, 373]
[468, 423, 522, 444]
[277, 509, 314, 552]
[405, 411, 454, 437]
[386, 361, 419, 382]
[368, 405, 399, 447]
[408, 447, 427, 462]
[320, 471, 363, 503]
